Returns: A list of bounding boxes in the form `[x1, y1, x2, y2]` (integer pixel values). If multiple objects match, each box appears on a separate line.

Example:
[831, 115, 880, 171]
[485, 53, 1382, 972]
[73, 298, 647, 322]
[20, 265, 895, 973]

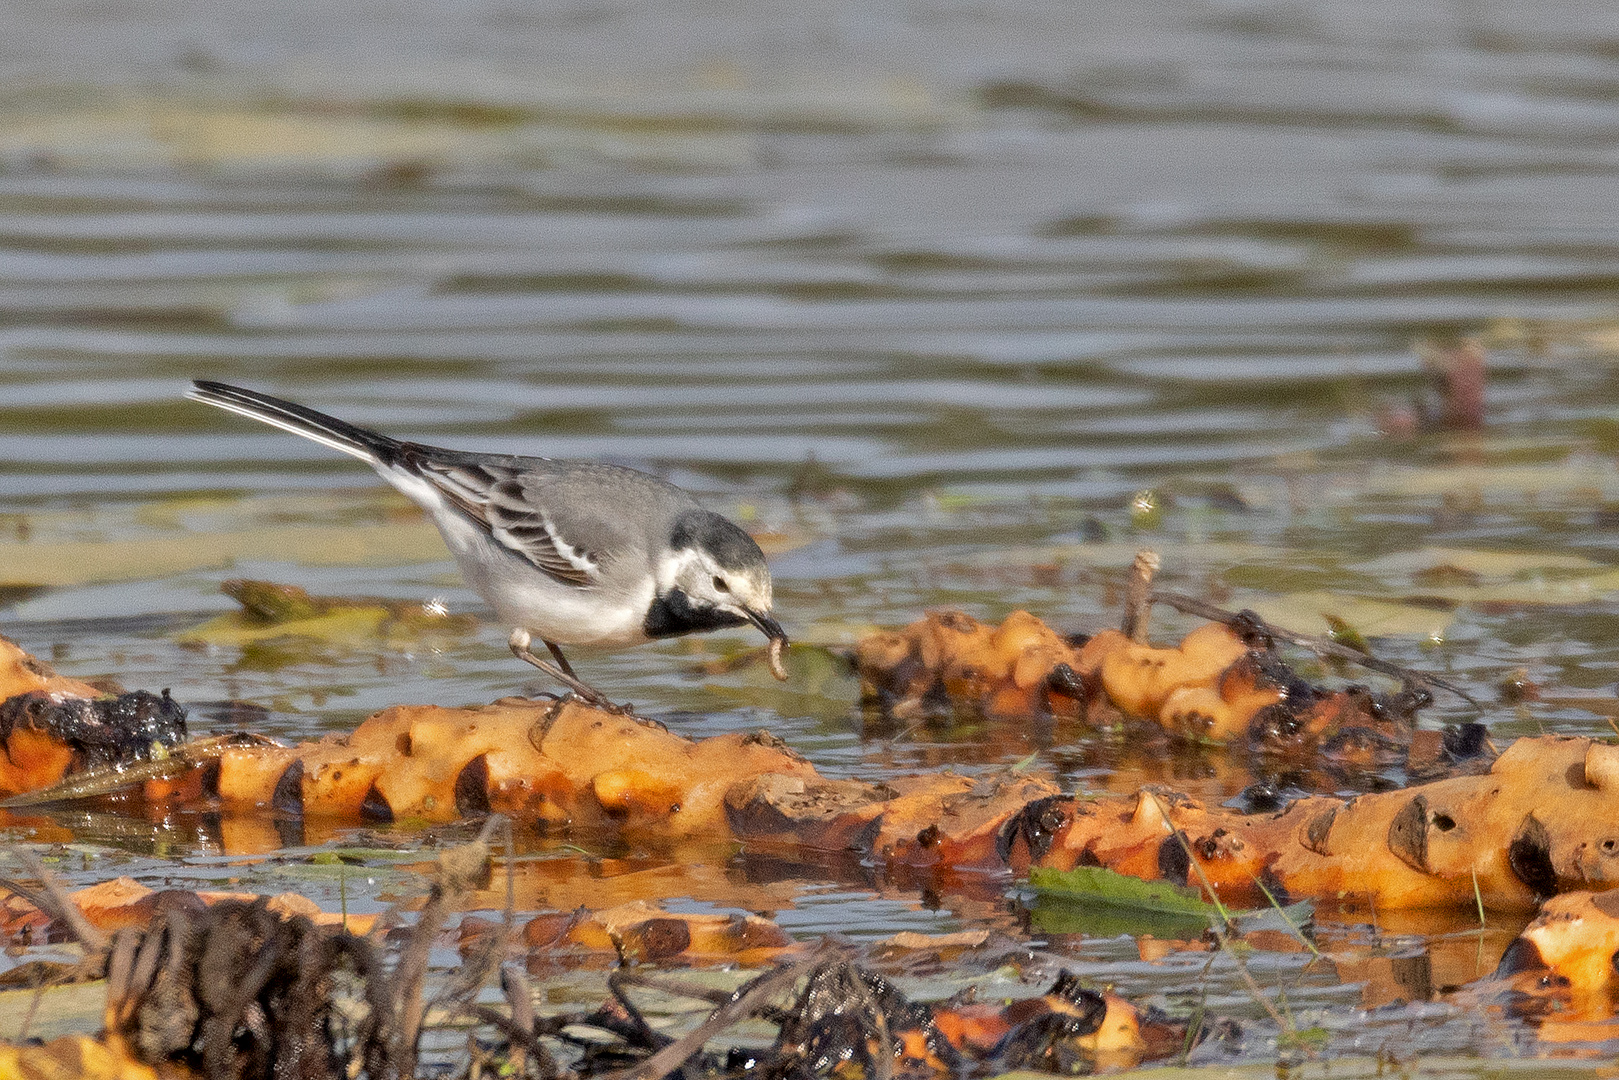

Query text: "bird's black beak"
[744, 607, 788, 644]
[745, 607, 790, 681]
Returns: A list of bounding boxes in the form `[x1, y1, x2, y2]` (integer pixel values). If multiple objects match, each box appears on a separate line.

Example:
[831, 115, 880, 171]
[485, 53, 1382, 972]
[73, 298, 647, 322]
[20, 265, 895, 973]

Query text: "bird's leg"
[508, 628, 625, 712]
[544, 640, 578, 678]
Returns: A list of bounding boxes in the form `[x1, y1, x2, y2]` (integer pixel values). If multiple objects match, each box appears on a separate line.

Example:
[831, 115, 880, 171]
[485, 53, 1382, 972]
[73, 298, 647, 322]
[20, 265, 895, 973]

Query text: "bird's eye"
[713, 576, 729, 593]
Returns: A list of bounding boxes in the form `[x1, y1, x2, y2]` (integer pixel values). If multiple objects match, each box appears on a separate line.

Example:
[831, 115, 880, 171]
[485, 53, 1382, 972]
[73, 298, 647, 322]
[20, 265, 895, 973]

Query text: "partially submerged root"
[855, 610, 1439, 756]
[3, 633, 1619, 914]
[498, 900, 796, 967]
[179, 579, 480, 650]
[211, 699, 824, 833]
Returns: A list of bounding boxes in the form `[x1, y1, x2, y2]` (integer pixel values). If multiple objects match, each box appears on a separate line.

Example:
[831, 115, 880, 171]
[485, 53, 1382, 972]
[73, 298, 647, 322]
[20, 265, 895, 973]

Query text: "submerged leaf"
[0, 982, 109, 1042]
[1242, 592, 1455, 639]
[1027, 865, 1219, 938]
[180, 606, 393, 647]
[1028, 866, 1315, 942]
[178, 579, 477, 648]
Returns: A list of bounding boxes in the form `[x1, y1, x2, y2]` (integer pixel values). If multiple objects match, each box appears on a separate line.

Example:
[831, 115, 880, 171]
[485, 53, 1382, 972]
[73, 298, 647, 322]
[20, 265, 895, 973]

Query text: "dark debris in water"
[107, 894, 402, 1080]
[69, 880, 1183, 1080]
[0, 688, 186, 768]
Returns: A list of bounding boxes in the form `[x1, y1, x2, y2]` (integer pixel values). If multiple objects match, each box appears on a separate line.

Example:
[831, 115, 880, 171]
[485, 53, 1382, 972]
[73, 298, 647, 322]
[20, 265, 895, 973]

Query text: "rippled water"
[5, 0, 1619, 1064]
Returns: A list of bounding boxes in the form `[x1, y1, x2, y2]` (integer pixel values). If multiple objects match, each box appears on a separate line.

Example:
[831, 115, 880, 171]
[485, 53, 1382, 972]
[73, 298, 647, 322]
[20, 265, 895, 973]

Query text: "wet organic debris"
[0, 691, 187, 795]
[0, 635, 189, 799]
[744, 957, 1155, 1078]
[0, 864, 1196, 1079]
[2, 630, 1616, 915]
[854, 607, 1445, 769]
[1497, 887, 1619, 994]
[544, 951, 1164, 1080]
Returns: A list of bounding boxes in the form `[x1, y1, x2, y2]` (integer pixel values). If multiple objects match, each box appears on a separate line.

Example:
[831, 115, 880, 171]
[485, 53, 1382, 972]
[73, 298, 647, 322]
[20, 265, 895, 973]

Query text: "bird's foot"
[509, 629, 633, 715]
[563, 690, 636, 716]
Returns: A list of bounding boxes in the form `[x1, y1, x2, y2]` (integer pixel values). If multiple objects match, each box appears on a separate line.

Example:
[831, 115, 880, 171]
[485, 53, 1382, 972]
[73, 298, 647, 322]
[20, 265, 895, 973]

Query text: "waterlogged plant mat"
[7, 563, 1619, 1076]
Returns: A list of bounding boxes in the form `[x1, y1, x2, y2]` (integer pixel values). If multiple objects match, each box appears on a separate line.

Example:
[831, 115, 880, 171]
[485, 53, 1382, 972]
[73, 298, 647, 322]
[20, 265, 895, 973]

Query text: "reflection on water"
[5, 0, 1619, 1062]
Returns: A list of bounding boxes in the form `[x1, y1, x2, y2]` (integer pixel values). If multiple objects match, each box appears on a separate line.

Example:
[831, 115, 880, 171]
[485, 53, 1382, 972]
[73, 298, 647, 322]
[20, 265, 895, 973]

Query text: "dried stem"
[1, 846, 107, 952]
[1121, 549, 1161, 642]
[1148, 589, 1479, 707]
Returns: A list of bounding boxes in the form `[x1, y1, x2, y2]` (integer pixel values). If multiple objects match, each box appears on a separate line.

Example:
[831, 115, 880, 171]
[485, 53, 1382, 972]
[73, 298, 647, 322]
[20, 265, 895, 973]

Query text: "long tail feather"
[187, 380, 403, 465]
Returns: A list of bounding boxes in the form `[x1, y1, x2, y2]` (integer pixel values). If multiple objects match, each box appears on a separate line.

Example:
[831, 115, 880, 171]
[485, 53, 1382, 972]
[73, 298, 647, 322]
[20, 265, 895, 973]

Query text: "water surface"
[4, 0, 1619, 1065]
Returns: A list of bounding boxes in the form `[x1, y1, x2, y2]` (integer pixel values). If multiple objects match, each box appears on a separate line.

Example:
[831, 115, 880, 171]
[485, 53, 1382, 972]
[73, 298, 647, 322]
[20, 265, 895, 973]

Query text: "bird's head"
[646, 509, 785, 646]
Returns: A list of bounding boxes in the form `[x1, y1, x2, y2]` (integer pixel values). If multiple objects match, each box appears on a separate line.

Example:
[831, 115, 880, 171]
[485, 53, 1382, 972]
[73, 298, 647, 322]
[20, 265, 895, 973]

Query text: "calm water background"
[5, 0, 1619, 1061]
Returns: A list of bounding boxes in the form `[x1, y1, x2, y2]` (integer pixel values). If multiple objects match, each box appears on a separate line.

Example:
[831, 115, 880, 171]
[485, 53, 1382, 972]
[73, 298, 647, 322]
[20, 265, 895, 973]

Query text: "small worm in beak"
[767, 635, 789, 681]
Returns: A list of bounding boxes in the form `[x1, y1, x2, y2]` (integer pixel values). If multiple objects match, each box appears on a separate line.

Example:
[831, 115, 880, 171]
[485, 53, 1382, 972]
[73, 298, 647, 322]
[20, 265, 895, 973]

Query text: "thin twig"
[1245, 871, 1321, 960]
[1224, 934, 1289, 1030]
[470, 1004, 566, 1079]
[394, 883, 450, 1076]
[1176, 951, 1219, 1066]
[1139, 791, 1232, 931]
[1, 846, 107, 952]
[612, 945, 841, 1080]
[1148, 589, 1480, 707]
[500, 966, 558, 1080]
[0, 733, 279, 809]
[18, 982, 44, 1040]
[1139, 798, 1311, 1037]
[606, 972, 676, 1052]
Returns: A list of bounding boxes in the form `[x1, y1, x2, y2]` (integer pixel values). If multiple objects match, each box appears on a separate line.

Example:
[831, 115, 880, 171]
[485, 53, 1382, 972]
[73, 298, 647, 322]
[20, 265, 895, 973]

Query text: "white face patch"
[656, 546, 775, 620]
[724, 568, 773, 614]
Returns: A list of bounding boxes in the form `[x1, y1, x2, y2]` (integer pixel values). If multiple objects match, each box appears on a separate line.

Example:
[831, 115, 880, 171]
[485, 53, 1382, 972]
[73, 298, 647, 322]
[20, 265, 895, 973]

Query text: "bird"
[186, 380, 788, 709]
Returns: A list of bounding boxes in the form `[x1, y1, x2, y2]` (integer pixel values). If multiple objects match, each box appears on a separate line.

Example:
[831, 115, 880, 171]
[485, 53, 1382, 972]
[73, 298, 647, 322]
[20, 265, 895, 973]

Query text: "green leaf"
[1026, 865, 1220, 938]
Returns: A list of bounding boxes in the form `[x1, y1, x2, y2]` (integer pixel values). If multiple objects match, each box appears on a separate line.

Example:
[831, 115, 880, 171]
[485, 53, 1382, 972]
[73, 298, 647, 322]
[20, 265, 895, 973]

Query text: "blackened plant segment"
[0, 689, 186, 769]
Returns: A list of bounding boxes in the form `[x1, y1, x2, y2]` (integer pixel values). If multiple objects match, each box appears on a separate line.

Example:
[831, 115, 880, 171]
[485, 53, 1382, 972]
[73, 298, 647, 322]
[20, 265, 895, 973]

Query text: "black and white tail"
[186, 380, 404, 466]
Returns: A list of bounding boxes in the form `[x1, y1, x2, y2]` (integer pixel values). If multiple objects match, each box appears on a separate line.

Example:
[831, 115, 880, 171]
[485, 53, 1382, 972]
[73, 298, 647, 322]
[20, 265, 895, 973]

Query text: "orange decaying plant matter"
[5, 633, 1619, 913]
[854, 610, 1430, 750]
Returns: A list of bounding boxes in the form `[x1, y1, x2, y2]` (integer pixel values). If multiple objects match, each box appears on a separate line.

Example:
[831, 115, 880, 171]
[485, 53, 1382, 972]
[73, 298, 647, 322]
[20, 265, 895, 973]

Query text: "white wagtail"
[187, 380, 788, 708]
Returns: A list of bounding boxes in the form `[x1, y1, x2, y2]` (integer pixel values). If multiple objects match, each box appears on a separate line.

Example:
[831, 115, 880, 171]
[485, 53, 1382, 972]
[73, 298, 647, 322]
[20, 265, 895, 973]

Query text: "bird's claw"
[563, 689, 634, 716]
